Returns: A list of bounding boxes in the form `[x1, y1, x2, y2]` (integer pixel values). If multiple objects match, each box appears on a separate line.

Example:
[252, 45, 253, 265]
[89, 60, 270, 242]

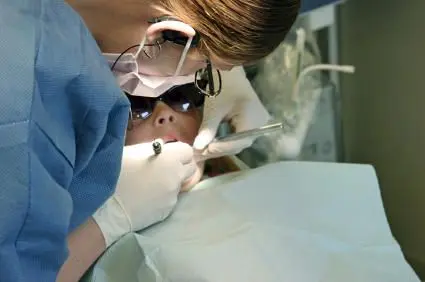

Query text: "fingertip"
[193, 131, 215, 150]
[193, 137, 207, 150]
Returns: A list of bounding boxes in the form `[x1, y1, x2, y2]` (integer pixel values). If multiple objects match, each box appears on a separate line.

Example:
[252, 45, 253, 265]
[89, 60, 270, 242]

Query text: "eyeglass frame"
[125, 82, 205, 130]
[194, 60, 222, 97]
[111, 17, 223, 98]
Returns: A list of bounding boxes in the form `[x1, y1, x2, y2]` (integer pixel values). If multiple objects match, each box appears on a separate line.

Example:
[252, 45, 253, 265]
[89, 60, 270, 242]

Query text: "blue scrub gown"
[0, 0, 130, 281]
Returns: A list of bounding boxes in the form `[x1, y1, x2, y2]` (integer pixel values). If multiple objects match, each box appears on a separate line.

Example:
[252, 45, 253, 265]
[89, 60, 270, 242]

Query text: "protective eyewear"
[149, 18, 222, 97]
[112, 15, 223, 98]
[126, 83, 205, 121]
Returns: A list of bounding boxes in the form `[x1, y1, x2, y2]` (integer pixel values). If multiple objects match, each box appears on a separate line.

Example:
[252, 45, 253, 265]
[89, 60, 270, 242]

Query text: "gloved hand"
[92, 141, 196, 247]
[193, 66, 270, 162]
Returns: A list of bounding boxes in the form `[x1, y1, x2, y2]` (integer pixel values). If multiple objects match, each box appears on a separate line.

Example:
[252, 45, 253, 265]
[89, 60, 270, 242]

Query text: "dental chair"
[82, 161, 420, 282]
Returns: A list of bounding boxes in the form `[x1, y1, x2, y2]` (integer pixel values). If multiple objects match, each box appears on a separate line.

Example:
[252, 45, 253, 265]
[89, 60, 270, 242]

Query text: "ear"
[145, 19, 198, 46]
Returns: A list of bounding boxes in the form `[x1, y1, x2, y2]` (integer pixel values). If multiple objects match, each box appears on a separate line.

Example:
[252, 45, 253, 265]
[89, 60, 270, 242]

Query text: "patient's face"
[125, 102, 202, 146]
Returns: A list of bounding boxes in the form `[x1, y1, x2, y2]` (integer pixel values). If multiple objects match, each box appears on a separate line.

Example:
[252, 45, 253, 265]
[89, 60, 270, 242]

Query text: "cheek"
[186, 112, 202, 138]
[179, 60, 207, 76]
[124, 129, 141, 146]
[177, 111, 202, 145]
[125, 121, 154, 146]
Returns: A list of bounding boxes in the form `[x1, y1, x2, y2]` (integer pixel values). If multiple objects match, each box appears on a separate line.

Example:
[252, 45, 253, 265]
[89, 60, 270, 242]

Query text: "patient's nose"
[153, 102, 177, 126]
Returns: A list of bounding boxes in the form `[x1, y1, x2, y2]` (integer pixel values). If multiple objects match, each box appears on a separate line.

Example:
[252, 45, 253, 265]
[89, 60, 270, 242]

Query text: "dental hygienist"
[0, 0, 300, 281]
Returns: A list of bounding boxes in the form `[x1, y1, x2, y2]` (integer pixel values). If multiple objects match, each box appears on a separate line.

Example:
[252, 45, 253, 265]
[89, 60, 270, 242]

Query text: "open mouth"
[162, 134, 179, 144]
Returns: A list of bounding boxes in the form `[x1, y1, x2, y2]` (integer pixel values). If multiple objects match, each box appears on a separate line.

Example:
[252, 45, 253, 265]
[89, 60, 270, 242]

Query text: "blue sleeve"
[0, 0, 129, 281]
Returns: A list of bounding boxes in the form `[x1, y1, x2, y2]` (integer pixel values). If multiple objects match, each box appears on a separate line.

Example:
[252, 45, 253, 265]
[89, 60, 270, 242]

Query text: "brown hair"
[160, 0, 300, 64]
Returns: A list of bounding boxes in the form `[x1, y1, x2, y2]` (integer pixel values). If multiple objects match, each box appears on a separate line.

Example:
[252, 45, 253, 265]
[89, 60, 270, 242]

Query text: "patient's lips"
[162, 134, 179, 144]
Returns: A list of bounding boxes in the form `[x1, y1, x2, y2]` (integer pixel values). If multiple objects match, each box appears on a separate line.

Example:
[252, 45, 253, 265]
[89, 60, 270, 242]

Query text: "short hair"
[160, 0, 300, 64]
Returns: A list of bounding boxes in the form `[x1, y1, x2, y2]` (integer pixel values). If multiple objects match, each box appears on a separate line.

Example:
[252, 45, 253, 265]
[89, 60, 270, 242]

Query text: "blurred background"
[236, 0, 425, 279]
[340, 0, 425, 279]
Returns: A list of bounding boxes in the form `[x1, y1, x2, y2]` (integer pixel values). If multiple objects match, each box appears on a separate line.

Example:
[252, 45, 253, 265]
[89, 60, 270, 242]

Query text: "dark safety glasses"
[126, 83, 205, 122]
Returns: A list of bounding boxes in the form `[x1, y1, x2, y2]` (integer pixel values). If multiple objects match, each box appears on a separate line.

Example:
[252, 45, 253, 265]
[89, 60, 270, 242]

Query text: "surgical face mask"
[104, 22, 202, 98]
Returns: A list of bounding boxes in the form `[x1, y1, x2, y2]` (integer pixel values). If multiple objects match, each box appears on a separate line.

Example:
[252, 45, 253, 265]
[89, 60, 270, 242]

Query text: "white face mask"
[104, 24, 198, 98]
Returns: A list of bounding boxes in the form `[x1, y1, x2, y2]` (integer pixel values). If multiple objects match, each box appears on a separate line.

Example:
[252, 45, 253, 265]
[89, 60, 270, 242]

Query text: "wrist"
[181, 162, 205, 192]
[57, 218, 108, 282]
[92, 196, 131, 248]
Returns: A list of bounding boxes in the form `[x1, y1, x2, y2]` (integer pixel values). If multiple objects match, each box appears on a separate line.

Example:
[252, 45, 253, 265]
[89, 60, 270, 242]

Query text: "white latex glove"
[93, 141, 196, 247]
[193, 66, 270, 162]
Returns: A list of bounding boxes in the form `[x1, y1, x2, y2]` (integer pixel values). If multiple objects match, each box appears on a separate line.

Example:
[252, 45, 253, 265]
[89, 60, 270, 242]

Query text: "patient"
[125, 83, 240, 191]
[125, 83, 203, 147]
